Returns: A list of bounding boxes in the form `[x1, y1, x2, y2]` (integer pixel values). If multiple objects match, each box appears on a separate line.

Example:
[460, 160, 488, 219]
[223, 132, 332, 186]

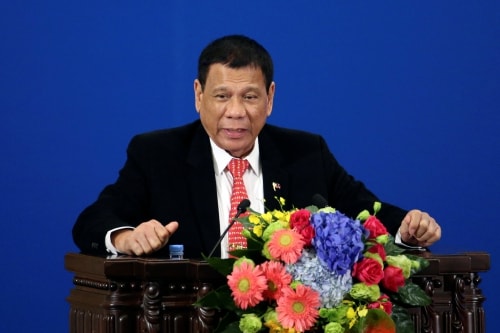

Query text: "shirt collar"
[210, 138, 260, 176]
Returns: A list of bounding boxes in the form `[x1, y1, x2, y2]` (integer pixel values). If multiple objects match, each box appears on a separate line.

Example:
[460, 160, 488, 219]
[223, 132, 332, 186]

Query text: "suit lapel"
[259, 126, 291, 211]
[185, 124, 220, 253]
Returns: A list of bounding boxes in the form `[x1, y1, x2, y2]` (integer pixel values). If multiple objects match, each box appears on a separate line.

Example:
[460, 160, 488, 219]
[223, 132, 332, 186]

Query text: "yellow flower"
[262, 212, 274, 223]
[357, 306, 368, 318]
[249, 214, 261, 225]
[273, 210, 286, 221]
[253, 225, 263, 237]
[264, 319, 298, 333]
[264, 319, 281, 332]
[346, 304, 371, 329]
[349, 317, 357, 329]
[346, 307, 356, 320]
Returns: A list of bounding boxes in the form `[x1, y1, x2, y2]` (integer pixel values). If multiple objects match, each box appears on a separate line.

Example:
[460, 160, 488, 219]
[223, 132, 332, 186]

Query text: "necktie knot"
[228, 158, 249, 178]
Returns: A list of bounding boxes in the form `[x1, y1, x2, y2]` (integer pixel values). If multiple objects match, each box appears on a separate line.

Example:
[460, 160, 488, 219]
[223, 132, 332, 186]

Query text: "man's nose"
[225, 98, 246, 117]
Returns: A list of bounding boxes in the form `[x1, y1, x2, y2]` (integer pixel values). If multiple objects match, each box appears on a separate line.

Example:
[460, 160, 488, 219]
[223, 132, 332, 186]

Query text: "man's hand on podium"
[111, 220, 179, 256]
[399, 210, 441, 247]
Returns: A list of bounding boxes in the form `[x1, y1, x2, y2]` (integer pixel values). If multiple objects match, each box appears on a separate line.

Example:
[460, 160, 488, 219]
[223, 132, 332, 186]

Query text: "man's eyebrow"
[211, 86, 229, 92]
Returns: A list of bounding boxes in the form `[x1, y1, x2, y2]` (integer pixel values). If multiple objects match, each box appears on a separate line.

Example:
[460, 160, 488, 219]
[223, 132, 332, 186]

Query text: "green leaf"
[391, 305, 416, 333]
[247, 235, 264, 249]
[194, 285, 238, 311]
[393, 282, 432, 307]
[305, 204, 320, 213]
[213, 313, 242, 333]
[405, 254, 430, 275]
[384, 235, 406, 256]
[239, 217, 257, 229]
[202, 254, 236, 276]
[229, 248, 264, 263]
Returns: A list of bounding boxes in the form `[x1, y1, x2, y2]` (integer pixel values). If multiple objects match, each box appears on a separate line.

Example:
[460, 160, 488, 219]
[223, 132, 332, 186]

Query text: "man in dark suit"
[73, 35, 441, 259]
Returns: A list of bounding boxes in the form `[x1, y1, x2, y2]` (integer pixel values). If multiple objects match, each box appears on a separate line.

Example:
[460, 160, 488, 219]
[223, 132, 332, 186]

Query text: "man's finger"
[165, 221, 179, 237]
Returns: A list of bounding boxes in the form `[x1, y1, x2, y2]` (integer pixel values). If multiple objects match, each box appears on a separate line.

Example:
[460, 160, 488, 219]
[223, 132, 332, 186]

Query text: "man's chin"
[224, 145, 253, 158]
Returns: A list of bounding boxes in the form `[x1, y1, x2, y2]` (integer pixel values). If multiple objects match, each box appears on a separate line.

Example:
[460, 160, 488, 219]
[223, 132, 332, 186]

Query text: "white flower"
[286, 248, 353, 308]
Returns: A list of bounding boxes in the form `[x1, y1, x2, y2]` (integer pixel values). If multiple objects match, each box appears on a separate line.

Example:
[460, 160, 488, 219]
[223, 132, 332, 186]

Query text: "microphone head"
[312, 193, 328, 208]
[237, 199, 251, 213]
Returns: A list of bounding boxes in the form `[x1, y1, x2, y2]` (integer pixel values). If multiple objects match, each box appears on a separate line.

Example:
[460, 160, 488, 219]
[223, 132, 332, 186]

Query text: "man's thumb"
[166, 221, 179, 235]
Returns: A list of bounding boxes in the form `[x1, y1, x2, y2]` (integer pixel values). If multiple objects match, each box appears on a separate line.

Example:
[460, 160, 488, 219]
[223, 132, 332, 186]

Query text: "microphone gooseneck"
[207, 198, 251, 259]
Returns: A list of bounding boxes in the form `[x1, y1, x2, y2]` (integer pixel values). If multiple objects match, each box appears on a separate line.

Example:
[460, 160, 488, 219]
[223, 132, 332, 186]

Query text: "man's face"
[194, 63, 275, 158]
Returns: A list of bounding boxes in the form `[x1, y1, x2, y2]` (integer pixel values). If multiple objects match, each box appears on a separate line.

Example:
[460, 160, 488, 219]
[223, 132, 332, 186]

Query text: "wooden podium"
[65, 251, 490, 333]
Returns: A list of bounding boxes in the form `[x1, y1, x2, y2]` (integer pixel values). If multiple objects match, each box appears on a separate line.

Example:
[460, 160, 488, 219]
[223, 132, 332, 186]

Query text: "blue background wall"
[1, 1, 498, 331]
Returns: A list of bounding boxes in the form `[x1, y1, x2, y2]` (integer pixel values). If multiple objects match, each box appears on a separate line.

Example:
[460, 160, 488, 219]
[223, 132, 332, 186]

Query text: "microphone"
[311, 193, 328, 208]
[207, 199, 251, 258]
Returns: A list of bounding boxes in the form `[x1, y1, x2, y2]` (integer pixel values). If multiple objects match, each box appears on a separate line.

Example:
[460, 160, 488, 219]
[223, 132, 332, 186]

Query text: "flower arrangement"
[196, 198, 431, 333]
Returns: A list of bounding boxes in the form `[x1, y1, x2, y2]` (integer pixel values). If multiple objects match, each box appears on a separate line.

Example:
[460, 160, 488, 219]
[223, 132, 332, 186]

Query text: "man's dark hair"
[197, 35, 274, 91]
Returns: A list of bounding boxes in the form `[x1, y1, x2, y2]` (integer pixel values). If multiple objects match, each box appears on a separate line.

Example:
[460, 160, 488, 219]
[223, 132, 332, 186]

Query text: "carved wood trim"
[191, 282, 220, 333]
[65, 252, 489, 333]
[143, 282, 161, 333]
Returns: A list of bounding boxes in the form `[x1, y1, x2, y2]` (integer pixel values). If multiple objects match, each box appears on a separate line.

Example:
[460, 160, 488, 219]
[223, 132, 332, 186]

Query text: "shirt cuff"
[105, 226, 134, 254]
[395, 228, 425, 250]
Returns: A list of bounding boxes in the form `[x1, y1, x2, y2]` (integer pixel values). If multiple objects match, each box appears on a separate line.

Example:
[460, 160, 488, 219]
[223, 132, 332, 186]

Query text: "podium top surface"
[65, 251, 490, 280]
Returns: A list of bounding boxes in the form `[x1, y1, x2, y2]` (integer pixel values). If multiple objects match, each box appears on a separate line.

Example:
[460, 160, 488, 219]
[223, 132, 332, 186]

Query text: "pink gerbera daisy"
[267, 229, 305, 264]
[227, 261, 267, 309]
[260, 261, 293, 301]
[276, 284, 321, 332]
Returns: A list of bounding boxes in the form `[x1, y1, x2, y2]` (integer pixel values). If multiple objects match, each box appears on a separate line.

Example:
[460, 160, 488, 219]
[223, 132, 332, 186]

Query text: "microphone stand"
[207, 199, 250, 259]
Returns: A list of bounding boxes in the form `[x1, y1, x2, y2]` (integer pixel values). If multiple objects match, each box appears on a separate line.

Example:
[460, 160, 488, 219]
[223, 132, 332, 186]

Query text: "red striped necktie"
[227, 158, 249, 251]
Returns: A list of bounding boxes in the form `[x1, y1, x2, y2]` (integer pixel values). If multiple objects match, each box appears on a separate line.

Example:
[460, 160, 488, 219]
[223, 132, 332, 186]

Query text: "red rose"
[367, 243, 387, 261]
[381, 266, 405, 292]
[364, 216, 388, 239]
[290, 209, 311, 228]
[290, 209, 314, 246]
[299, 225, 315, 246]
[367, 294, 393, 315]
[352, 258, 384, 285]
[380, 296, 393, 314]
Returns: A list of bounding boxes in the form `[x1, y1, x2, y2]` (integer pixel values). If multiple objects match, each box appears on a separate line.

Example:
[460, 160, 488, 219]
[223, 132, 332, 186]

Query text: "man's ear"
[194, 79, 203, 113]
[266, 81, 276, 116]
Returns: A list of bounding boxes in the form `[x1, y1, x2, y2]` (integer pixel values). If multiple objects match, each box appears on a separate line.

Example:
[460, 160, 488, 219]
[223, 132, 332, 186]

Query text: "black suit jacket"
[73, 120, 407, 258]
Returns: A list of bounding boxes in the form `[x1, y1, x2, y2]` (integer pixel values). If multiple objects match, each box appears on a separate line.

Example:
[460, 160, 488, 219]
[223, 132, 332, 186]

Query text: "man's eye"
[215, 94, 228, 99]
[244, 95, 258, 100]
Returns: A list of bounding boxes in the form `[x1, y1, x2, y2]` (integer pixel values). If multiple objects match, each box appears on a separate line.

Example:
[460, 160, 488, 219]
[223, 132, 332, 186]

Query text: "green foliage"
[392, 282, 432, 307]
[193, 285, 238, 311]
[229, 237, 265, 263]
[391, 305, 416, 333]
[405, 253, 430, 275]
[214, 315, 242, 333]
[305, 204, 321, 213]
[384, 235, 406, 256]
[202, 255, 236, 276]
[197, 199, 433, 333]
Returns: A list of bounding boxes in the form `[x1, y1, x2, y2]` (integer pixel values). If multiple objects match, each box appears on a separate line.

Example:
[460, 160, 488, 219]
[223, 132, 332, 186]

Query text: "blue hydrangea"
[310, 211, 367, 275]
[286, 248, 352, 308]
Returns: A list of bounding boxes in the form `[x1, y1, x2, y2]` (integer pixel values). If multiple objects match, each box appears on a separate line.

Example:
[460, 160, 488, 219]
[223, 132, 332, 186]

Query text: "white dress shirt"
[210, 138, 265, 258]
